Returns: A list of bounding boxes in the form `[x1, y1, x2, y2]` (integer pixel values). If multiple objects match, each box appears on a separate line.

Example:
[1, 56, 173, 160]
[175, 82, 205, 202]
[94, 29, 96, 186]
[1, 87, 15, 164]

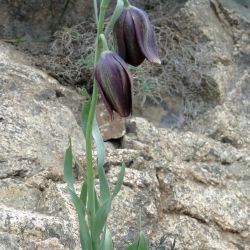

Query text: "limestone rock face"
[0, 0, 250, 250]
[0, 41, 85, 249]
[180, 0, 250, 149]
[0, 0, 91, 53]
[0, 41, 127, 249]
[0, 42, 85, 181]
[119, 117, 250, 249]
[96, 102, 126, 141]
[137, 0, 250, 132]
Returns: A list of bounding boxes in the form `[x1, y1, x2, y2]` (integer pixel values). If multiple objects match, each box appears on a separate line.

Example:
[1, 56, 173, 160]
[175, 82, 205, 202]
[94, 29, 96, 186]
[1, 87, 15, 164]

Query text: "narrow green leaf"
[100, 226, 107, 249]
[137, 208, 142, 232]
[92, 199, 111, 242]
[80, 87, 90, 99]
[80, 179, 88, 206]
[171, 238, 176, 250]
[68, 188, 92, 250]
[125, 232, 149, 250]
[125, 239, 139, 250]
[112, 164, 125, 199]
[92, 115, 111, 203]
[94, 188, 100, 212]
[81, 99, 110, 203]
[138, 232, 149, 250]
[97, 159, 110, 203]
[64, 138, 74, 191]
[101, 227, 114, 250]
[93, 116, 105, 166]
[105, 0, 124, 35]
[81, 100, 91, 137]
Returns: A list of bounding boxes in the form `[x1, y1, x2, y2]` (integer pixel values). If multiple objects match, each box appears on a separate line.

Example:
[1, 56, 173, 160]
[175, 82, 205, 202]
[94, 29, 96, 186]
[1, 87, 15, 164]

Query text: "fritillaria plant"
[64, 0, 160, 249]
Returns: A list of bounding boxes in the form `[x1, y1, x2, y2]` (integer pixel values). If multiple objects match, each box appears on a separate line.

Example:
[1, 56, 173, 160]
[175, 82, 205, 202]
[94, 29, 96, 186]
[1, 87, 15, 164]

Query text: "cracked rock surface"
[0, 0, 250, 249]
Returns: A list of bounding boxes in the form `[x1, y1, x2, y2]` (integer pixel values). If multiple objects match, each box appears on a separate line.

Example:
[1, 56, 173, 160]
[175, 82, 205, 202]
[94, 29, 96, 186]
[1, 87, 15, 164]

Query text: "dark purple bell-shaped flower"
[94, 51, 132, 118]
[113, 5, 161, 67]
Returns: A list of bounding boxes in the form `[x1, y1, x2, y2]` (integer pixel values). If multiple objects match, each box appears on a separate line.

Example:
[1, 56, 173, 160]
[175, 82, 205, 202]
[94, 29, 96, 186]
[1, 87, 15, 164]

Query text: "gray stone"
[185, 0, 250, 150]
[120, 117, 250, 249]
[96, 102, 126, 141]
[0, 41, 130, 249]
[0, 204, 79, 250]
[0, 0, 91, 53]
[0, 43, 85, 181]
[0, 0, 250, 249]
[0, 41, 85, 249]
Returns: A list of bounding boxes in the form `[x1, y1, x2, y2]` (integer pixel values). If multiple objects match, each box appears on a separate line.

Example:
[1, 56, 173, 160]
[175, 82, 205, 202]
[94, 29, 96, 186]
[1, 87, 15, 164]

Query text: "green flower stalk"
[85, 0, 110, 231]
[64, 0, 160, 249]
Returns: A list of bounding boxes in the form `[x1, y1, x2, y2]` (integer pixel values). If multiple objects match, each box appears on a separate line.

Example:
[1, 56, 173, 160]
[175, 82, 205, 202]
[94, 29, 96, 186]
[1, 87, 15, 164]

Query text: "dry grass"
[41, 0, 218, 122]
[132, 20, 217, 120]
[42, 21, 96, 85]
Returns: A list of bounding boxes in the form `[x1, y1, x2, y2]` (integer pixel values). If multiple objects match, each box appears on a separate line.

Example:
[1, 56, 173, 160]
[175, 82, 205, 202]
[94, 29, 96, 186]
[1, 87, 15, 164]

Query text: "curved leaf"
[125, 232, 149, 250]
[138, 232, 149, 250]
[112, 164, 125, 199]
[81, 100, 110, 203]
[94, 188, 100, 212]
[125, 240, 139, 250]
[81, 100, 91, 138]
[80, 179, 88, 206]
[93, 115, 111, 203]
[68, 188, 92, 250]
[92, 199, 111, 242]
[101, 227, 114, 250]
[64, 138, 74, 191]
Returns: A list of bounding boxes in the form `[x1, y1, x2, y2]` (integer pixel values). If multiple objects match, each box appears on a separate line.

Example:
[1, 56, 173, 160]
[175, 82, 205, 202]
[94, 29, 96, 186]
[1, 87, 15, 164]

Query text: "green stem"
[86, 0, 110, 248]
[100, 34, 109, 51]
[93, 0, 99, 25]
[98, 1, 109, 38]
[124, 0, 130, 7]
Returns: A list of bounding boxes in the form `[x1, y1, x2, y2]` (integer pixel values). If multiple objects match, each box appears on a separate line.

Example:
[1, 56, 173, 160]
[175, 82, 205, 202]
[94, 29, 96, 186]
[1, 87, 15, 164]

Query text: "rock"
[0, 0, 250, 249]
[0, 42, 85, 181]
[107, 166, 160, 249]
[96, 102, 126, 141]
[119, 117, 250, 249]
[0, 1, 94, 86]
[0, 41, 85, 248]
[135, 0, 250, 131]
[0, 42, 134, 249]
[0, 179, 41, 211]
[155, 214, 235, 250]
[0, 204, 79, 250]
[0, 0, 91, 54]
[186, 0, 250, 148]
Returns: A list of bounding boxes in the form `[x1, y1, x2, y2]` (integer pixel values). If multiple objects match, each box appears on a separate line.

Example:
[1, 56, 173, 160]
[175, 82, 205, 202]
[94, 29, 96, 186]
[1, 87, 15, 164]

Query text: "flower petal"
[113, 11, 127, 61]
[95, 61, 114, 119]
[123, 8, 145, 66]
[131, 7, 161, 64]
[112, 53, 132, 116]
[94, 52, 132, 118]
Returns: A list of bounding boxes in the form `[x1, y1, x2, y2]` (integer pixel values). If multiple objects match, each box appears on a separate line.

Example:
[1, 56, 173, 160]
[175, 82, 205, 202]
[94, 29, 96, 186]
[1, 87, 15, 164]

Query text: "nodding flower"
[94, 51, 132, 118]
[113, 5, 161, 67]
